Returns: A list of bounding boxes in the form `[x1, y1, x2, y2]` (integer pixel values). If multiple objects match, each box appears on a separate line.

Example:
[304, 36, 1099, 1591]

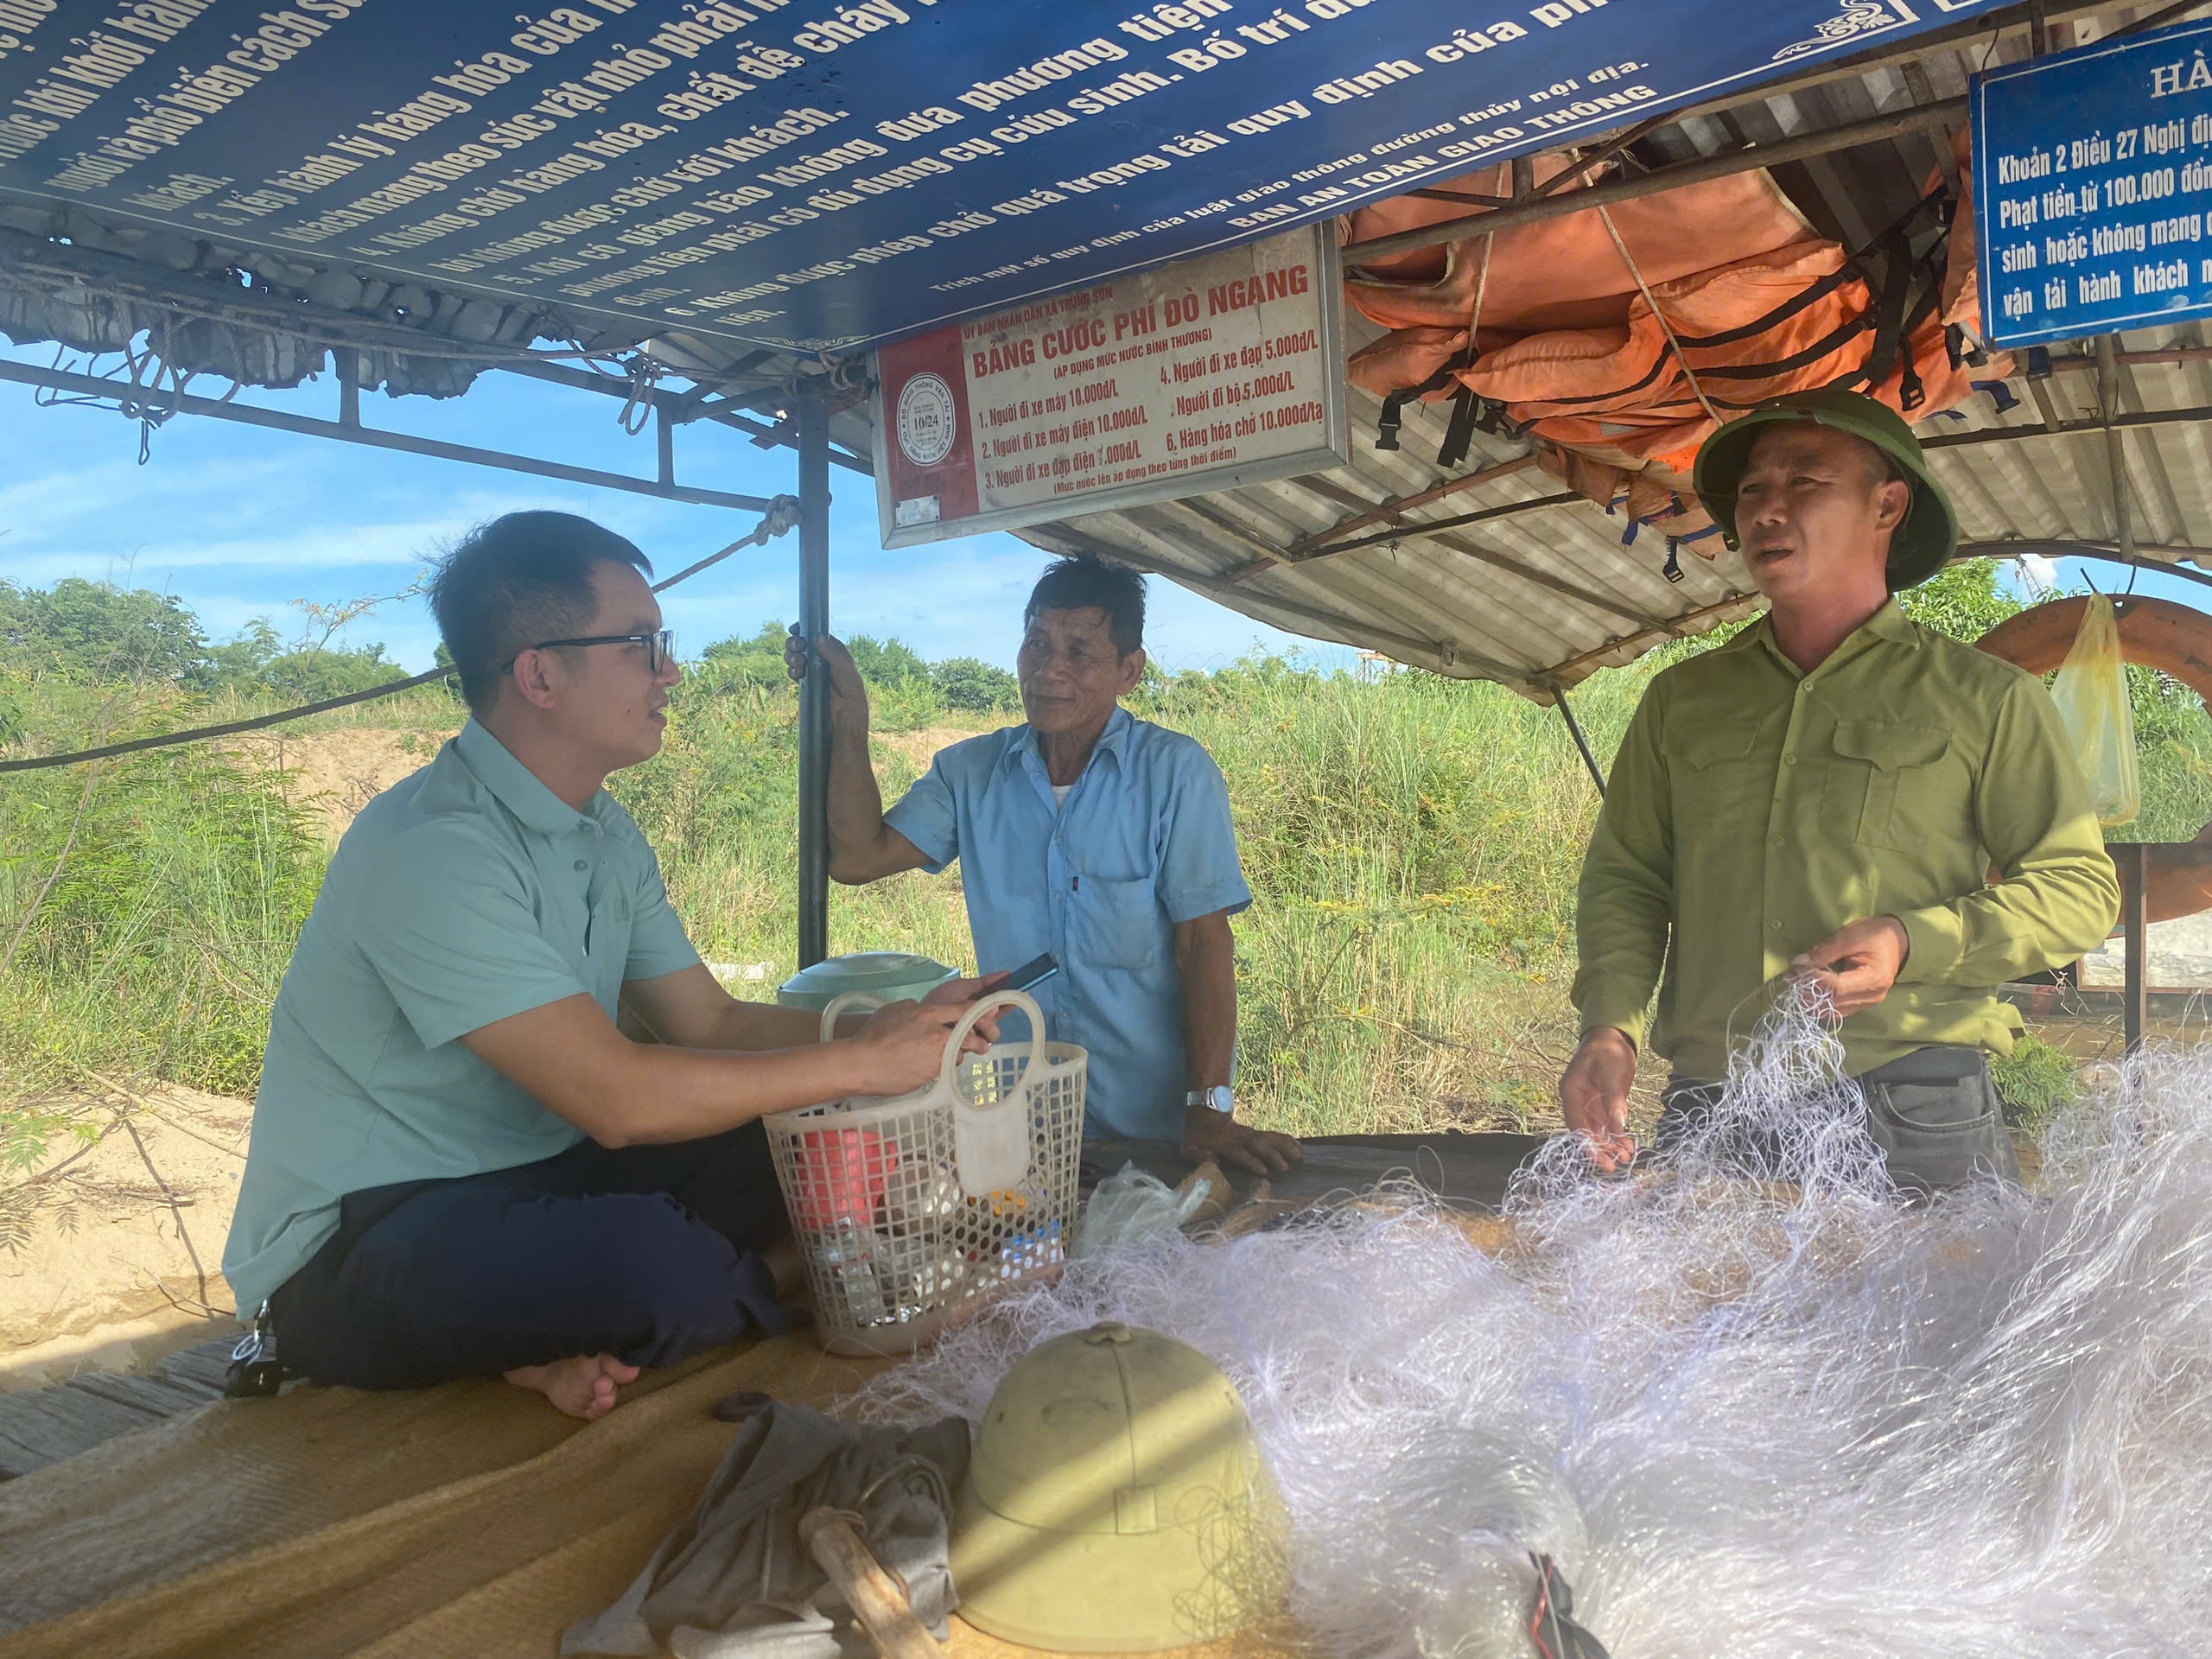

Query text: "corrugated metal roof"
[988, 1, 2211, 701]
[2, 0, 2198, 692]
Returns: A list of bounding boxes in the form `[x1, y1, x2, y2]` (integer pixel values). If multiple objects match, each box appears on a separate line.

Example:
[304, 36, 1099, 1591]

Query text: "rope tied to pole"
[1597, 204, 1726, 431]
[0, 494, 809, 776]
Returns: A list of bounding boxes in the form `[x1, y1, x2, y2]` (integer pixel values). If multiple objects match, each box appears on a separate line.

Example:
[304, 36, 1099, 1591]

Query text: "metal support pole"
[335, 346, 359, 428]
[2124, 841, 2148, 1055]
[2096, 334, 2137, 560]
[1554, 688, 1606, 798]
[797, 378, 832, 971]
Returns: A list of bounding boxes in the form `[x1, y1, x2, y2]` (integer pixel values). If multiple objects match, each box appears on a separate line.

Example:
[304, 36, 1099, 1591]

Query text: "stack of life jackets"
[1340, 127, 2006, 573]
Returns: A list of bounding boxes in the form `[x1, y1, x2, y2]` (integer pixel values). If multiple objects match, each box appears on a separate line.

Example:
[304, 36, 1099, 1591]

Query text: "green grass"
[3, 561, 2208, 1170]
[1991, 1031, 2083, 1135]
[0, 652, 1635, 1161]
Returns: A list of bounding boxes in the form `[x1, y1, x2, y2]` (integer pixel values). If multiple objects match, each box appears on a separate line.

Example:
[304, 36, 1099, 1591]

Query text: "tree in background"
[696, 622, 797, 694]
[1896, 557, 2024, 640]
[0, 577, 207, 683]
[0, 578, 402, 698]
[687, 625, 1019, 727]
[931, 654, 1020, 712]
[202, 616, 405, 701]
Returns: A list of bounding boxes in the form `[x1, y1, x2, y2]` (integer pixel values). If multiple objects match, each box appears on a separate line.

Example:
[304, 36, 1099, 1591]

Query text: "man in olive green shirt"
[1560, 388, 2119, 1192]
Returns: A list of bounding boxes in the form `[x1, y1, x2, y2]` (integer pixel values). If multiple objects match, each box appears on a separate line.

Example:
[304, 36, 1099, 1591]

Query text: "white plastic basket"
[766, 988, 1087, 1356]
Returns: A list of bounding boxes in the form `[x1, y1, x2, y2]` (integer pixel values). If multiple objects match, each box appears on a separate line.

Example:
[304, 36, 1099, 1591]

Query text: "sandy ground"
[873, 724, 986, 775]
[225, 725, 459, 843]
[0, 715, 1057, 1389]
[1, 1083, 250, 1390]
[0, 727, 452, 1385]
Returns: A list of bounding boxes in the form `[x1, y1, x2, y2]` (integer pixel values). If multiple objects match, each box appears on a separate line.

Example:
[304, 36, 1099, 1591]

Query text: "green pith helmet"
[950, 1322, 1285, 1653]
[1691, 386, 1958, 590]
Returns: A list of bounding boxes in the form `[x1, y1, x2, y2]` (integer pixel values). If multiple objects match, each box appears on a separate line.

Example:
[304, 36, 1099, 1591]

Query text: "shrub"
[931, 655, 1019, 712]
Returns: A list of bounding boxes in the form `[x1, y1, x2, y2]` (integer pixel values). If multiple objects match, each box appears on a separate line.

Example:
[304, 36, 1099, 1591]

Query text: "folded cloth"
[563, 1401, 969, 1659]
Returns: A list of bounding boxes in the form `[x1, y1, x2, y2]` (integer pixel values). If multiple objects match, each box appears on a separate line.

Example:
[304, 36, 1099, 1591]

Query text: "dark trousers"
[1658, 1045, 2022, 1197]
[270, 1122, 796, 1389]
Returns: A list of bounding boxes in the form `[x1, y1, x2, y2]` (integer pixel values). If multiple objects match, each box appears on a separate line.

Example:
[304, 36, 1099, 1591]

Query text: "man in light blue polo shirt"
[791, 557, 1299, 1173]
[226, 512, 992, 1421]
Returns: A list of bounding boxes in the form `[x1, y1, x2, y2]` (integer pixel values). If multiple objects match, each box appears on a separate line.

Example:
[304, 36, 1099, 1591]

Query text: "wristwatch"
[1186, 1085, 1233, 1116]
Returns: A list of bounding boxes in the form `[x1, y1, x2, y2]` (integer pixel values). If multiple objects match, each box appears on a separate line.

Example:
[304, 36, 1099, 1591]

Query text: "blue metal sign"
[1974, 21, 2212, 348]
[0, 0, 1999, 354]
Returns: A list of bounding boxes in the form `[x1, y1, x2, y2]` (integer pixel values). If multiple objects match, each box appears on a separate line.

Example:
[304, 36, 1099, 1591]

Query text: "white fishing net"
[847, 1001, 2212, 1657]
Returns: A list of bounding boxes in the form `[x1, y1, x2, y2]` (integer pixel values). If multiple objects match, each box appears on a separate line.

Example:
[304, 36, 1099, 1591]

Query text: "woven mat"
[0, 1332, 1281, 1658]
[0, 1336, 869, 1658]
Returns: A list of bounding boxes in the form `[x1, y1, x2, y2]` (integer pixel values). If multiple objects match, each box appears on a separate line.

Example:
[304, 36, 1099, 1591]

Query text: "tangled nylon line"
[0, 494, 804, 775]
[852, 995, 2212, 1658]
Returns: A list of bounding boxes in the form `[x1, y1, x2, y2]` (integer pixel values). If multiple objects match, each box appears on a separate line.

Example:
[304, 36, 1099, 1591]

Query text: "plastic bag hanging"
[2047, 593, 2141, 828]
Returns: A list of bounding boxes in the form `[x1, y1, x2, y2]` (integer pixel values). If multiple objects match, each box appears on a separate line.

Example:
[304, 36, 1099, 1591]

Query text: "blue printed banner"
[1975, 20, 2212, 347]
[0, 0, 1999, 353]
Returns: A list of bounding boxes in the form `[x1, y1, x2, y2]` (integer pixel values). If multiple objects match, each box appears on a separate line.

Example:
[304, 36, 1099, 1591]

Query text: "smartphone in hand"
[999, 952, 1061, 994]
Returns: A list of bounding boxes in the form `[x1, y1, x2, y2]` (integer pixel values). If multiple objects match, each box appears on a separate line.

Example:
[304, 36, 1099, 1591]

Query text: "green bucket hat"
[1691, 386, 1956, 590]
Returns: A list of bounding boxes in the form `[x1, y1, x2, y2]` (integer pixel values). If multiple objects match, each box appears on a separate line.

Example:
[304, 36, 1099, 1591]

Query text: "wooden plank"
[0, 1337, 235, 1480]
[156, 1337, 238, 1393]
[0, 1387, 168, 1479]
[67, 1372, 221, 1416]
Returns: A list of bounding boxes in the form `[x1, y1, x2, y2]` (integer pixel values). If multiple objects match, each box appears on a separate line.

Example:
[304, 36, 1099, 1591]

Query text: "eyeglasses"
[501, 629, 675, 675]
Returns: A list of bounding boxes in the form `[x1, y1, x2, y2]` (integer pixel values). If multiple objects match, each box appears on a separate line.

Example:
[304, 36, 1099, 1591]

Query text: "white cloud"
[0, 372, 1340, 676]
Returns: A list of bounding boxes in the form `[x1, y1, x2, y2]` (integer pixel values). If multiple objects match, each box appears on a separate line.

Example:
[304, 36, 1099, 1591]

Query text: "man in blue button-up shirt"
[796, 558, 1300, 1174]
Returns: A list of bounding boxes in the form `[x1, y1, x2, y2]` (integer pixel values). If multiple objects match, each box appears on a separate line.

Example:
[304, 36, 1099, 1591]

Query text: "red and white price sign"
[872, 224, 1345, 547]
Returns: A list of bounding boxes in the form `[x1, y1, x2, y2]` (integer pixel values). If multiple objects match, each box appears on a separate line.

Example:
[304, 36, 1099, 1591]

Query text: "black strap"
[1376, 392, 1407, 450]
[1374, 362, 1461, 451]
[1673, 256, 1868, 350]
[1504, 347, 1680, 410]
[1692, 310, 1878, 379]
[1438, 384, 1480, 467]
[1674, 183, 1948, 361]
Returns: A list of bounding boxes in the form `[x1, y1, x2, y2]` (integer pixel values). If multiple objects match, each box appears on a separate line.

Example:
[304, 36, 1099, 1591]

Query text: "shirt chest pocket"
[581, 887, 633, 985]
[1673, 723, 1764, 834]
[1069, 874, 1161, 973]
[1827, 721, 1952, 852]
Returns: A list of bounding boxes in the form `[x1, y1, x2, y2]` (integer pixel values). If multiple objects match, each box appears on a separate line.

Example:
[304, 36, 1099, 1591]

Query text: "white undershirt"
[1051, 784, 1073, 809]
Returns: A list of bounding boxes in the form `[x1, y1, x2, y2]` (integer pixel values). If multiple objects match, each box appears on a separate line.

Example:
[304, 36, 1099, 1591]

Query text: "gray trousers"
[1659, 1045, 2020, 1197]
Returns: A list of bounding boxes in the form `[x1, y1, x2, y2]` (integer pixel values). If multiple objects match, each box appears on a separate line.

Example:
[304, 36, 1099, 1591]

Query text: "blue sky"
[0, 340, 1321, 674]
[5, 337, 2206, 675]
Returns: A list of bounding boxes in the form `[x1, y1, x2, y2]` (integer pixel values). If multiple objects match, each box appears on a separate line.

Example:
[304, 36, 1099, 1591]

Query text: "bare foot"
[766, 1233, 806, 1300]
[504, 1353, 639, 1421]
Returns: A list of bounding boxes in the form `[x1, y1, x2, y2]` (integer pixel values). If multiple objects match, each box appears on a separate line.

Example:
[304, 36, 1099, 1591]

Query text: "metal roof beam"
[0, 358, 774, 512]
[493, 359, 874, 477]
[1428, 534, 1660, 628]
[1344, 99, 1968, 266]
[1546, 593, 1771, 683]
[1962, 539, 2212, 583]
[1296, 492, 1586, 560]
[1026, 518, 1545, 691]
[1924, 403, 2212, 452]
[1630, 2, 2138, 159]
[1285, 454, 1541, 557]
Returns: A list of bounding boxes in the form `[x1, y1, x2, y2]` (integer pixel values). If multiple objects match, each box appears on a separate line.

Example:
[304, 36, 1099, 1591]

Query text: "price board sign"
[872, 222, 1345, 548]
[1974, 20, 2212, 347]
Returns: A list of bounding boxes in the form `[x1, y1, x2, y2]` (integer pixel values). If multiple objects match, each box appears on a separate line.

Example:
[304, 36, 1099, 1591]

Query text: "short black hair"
[1024, 556, 1145, 657]
[428, 512, 652, 715]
